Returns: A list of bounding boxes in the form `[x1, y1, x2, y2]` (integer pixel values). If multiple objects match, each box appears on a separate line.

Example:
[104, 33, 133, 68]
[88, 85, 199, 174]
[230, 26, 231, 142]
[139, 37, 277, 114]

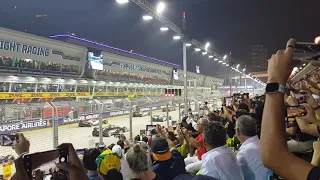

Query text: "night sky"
[0, 0, 319, 76]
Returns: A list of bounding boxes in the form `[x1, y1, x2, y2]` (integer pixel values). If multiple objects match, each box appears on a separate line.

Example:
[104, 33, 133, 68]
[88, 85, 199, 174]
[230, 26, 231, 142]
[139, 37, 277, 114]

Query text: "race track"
[0, 109, 180, 156]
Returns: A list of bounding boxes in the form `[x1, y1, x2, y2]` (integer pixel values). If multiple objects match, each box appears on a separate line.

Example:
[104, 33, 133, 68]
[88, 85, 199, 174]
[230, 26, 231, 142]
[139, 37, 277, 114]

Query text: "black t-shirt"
[307, 167, 320, 180]
[130, 174, 162, 180]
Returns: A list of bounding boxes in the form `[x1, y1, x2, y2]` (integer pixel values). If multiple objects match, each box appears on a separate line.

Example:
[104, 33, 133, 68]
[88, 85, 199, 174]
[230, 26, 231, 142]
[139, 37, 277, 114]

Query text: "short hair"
[203, 121, 226, 148]
[108, 143, 115, 150]
[238, 103, 249, 113]
[207, 112, 221, 122]
[134, 135, 141, 142]
[236, 115, 257, 137]
[198, 118, 208, 125]
[117, 140, 125, 149]
[142, 136, 149, 143]
[83, 148, 101, 171]
[126, 144, 150, 175]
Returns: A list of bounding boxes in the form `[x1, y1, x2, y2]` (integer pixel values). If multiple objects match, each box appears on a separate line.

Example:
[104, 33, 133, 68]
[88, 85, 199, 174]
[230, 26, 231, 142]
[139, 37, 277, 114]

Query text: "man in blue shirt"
[151, 135, 186, 180]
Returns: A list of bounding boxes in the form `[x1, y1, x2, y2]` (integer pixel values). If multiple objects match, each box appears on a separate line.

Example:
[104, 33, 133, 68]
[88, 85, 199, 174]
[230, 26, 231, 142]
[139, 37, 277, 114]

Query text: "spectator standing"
[235, 115, 269, 180]
[200, 121, 244, 180]
[112, 145, 130, 180]
[126, 144, 162, 180]
[96, 149, 123, 180]
[83, 148, 101, 180]
[151, 134, 186, 179]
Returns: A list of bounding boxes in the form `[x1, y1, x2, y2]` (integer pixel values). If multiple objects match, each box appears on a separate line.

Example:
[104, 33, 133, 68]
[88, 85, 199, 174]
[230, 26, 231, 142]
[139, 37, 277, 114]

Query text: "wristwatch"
[265, 83, 286, 94]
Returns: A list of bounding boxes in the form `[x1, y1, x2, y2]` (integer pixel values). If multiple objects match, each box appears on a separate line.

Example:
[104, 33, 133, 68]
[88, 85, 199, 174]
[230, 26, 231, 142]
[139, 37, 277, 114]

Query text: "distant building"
[251, 45, 267, 72]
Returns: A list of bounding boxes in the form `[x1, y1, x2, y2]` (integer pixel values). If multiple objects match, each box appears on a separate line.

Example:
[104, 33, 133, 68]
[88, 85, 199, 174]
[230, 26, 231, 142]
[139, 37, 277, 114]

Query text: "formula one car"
[79, 119, 107, 127]
[162, 106, 176, 112]
[92, 124, 128, 137]
[0, 154, 14, 164]
[152, 114, 172, 122]
[133, 111, 150, 117]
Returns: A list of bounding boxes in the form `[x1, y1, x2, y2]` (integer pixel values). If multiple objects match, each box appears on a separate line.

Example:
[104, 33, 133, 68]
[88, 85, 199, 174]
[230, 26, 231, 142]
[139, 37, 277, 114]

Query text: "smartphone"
[146, 125, 156, 132]
[294, 93, 307, 104]
[23, 148, 69, 179]
[0, 134, 18, 146]
[286, 106, 307, 118]
[294, 42, 320, 61]
[76, 149, 85, 156]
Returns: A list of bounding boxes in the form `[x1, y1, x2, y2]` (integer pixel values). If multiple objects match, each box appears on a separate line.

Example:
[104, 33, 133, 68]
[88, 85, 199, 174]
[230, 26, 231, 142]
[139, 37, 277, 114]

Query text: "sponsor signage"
[109, 110, 130, 117]
[120, 63, 162, 74]
[0, 119, 50, 134]
[0, 92, 90, 99]
[0, 40, 51, 57]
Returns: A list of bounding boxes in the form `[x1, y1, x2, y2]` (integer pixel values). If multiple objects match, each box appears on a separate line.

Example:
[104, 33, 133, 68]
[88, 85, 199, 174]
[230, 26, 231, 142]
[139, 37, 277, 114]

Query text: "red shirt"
[195, 133, 207, 160]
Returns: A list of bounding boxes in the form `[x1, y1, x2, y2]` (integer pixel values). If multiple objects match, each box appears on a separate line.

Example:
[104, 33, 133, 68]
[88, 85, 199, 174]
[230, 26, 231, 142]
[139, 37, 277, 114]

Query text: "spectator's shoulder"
[171, 149, 182, 158]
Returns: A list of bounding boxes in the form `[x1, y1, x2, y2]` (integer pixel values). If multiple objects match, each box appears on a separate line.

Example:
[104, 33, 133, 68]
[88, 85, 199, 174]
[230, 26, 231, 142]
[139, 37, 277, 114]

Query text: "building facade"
[251, 45, 268, 72]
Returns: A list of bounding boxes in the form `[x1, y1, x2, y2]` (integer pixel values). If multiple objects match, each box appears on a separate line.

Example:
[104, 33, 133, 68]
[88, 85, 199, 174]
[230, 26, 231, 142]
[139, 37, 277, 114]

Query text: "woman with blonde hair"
[126, 143, 162, 180]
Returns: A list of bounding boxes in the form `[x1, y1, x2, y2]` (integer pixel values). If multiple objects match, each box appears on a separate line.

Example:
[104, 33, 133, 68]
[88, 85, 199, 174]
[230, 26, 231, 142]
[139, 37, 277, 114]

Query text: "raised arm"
[260, 39, 315, 180]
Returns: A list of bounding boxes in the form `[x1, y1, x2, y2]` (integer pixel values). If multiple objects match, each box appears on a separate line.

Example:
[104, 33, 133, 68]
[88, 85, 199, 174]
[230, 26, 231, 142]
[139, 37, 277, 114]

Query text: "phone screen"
[0, 134, 18, 146]
[146, 125, 156, 132]
[287, 106, 307, 117]
[294, 93, 306, 104]
[294, 42, 320, 61]
[76, 149, 85, 156]
[23, 148, 68, 178]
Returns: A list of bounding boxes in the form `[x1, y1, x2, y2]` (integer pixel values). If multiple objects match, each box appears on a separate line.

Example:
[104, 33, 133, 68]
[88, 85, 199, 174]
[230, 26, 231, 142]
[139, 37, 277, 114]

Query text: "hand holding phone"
[12, 133, 29, 155]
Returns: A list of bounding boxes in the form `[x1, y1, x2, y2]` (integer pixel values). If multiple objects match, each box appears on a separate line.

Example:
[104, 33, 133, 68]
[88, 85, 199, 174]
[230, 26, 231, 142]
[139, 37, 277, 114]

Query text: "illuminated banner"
[0, 92, 90, 99]
[0, 40, 50, 57]
[120, 63, 162, 74]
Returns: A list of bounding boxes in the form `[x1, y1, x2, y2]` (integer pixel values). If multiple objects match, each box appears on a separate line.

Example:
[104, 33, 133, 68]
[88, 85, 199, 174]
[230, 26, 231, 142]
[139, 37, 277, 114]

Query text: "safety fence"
[0, 94, 218, 178]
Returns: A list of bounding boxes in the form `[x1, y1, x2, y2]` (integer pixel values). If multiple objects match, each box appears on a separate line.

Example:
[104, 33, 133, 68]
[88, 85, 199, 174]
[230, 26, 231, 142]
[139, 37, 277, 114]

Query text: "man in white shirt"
[200, 121, 244, 180]
[235, 115, 270, 180]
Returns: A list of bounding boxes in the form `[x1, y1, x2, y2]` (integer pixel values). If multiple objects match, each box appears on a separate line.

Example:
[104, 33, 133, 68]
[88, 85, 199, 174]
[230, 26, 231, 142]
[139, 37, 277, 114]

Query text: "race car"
[133, 111, 150, 117]
[162, 106, 176, 112]
[0, 154, 14, 164]
[151, 114, 172, 122]
[92, 124, 128, 137]
[78, 119, 108, 127]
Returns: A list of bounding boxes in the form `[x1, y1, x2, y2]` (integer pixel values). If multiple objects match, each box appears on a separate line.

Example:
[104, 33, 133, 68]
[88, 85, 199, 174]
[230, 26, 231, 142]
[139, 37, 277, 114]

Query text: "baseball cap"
[112, 145, 122, 157]
[173, 174, 218, 180]
[95, 149, 121, 175]
[151, 136, 171, 161]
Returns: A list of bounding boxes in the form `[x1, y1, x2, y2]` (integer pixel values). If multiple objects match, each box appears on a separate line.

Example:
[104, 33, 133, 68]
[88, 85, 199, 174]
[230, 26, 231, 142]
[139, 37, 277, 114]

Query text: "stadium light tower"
[142, 15, 153, 20]
[173, 35, 181, 40]
[116, 0, 129, 4]
[205, 42, 210, 50]
[223, 55, 227, 60]
[156, 2, 165, 13]
[160, 27, 169, 31]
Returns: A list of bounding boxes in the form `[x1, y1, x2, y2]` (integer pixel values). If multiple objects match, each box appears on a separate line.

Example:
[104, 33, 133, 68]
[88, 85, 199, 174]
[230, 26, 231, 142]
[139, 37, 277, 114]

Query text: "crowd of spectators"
[0, 56, 80, 73]
[97, 70, 169, 85]
[7, 39, 320, 180]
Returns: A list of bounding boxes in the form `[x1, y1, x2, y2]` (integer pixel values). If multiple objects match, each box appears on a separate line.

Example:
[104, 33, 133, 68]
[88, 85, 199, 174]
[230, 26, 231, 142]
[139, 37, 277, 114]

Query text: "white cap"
[112, 145, 122, 157]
